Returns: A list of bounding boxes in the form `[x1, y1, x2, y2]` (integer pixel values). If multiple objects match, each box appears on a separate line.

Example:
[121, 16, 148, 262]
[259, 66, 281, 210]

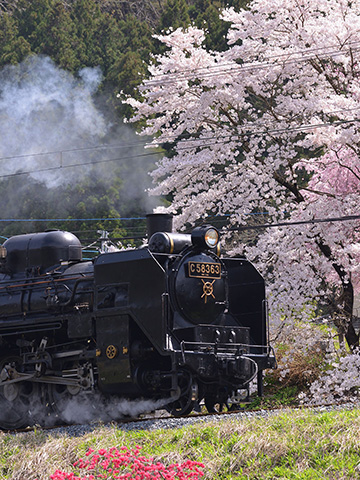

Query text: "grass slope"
[2, 408, 360, 479]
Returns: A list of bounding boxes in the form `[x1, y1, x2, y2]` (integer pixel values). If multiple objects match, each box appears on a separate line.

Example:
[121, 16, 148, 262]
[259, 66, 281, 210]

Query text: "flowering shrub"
[49, 446, 205, 480]
[266, 321, 333, 390]
[301, 348, 360, 405]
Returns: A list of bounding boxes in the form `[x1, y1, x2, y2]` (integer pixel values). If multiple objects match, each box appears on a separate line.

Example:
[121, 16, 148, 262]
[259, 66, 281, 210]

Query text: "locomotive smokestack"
[146, 213, 173, 238]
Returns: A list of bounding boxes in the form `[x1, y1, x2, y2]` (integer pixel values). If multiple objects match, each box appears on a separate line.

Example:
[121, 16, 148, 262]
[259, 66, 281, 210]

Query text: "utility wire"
[0, 140, 157, 162]
[144, 44, 360, 87]
[1, 115, 360, 180]
[0, 151, 157, 180]
[97, 213, 360, 243]
[0, 105, 359, 165]
[2, 213, 359, 244]
[225, 214, 360, 232]
[0, 217, 146, 222]
[84, 214, 360, 241]
[147, 40, 360, 80]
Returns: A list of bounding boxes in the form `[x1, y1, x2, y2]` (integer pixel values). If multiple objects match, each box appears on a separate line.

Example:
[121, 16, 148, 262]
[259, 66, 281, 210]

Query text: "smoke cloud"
[0, 55, 158, 212]
[51, 393, 171, 425]
[0, 390, 173, 429]
[23, 391, 172, 428]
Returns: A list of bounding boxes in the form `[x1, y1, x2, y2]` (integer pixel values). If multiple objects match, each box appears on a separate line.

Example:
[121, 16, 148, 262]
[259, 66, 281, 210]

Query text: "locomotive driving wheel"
[47, 359, 100, 425]
[47, 382, 82, 425]
[47, 360, 88, 425]
[0, 355, 42, 430]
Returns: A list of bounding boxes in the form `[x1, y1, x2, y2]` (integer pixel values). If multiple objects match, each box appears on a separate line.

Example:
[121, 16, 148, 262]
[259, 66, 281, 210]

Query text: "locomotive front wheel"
[0, 355, 42, 430]
[166, 373, 197, 417]
[166, 390, 196, 416]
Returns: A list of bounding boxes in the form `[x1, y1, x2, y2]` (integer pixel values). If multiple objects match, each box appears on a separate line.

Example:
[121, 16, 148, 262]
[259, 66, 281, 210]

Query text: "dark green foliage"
[0, 172, 147, 246]
[28, 2, 78, 69]
[14, 0, 54, 39]
[0, 13, 31, 66]
[159, 0, 190, 30]
[107, 51, 147, 117]
[117, 14, 154, 56]
[190, 0, 230, 51]
[105, 14, 154, 116]
[220, 0, 249, 9]
[8, 0, 155, 80]
[70, 0, 105, 68]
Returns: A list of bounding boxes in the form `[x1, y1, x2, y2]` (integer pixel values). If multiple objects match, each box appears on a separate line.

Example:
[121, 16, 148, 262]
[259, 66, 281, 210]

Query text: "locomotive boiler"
[0, 214, 276, 429]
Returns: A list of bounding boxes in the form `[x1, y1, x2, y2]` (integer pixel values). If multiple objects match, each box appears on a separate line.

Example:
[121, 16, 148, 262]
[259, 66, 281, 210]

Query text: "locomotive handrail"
[179, 339, 274, 351]
[0, 322, 63, 336]
[242, 356, 258, 386]
[55, 277, 94, 308]
[147, 249, 166, 272]
[0, 274, 94, 291]
[178, 339, 275, 365]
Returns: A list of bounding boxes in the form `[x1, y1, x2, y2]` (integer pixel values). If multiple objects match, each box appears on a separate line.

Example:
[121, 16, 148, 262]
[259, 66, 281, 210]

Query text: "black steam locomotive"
[0, 214, 275, 429]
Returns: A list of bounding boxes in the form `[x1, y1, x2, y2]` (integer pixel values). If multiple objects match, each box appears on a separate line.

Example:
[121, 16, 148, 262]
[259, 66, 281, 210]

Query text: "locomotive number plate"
[188, 261, 221, 279]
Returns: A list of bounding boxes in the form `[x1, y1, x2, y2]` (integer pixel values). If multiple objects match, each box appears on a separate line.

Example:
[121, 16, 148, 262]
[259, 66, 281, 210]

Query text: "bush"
[49, 446, 205, 480]
[301, 348, 360, 405]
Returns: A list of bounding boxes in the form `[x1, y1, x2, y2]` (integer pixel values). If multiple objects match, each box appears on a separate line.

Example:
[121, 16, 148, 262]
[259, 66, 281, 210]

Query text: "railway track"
[6, 400, 358, 436]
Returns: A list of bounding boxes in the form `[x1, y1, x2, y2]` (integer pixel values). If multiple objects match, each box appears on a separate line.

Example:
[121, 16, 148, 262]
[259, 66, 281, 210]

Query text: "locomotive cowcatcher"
[0, 213, 276, 429]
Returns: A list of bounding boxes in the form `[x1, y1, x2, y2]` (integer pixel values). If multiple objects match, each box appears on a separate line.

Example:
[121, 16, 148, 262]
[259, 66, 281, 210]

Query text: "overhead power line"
[225, 214, 360, 232]
[145, 42, 360, 87]
[1, 115, 360, 180]
[0, 151, 157, 180]
[111, 213, 360, 240]
[1, 213, 359, 244]
[0, 140, 156, 163]
[147, 40, 360, 80]
[100, 214, 360, 243]
[0, 217, 146, 222]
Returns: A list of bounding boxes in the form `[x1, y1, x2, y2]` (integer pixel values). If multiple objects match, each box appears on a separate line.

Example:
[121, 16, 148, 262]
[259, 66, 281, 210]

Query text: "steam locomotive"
[0, 214, 275, 429]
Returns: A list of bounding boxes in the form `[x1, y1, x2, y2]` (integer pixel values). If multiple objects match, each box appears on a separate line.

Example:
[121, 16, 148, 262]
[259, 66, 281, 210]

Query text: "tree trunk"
[317, 240, 359, 349]
[273, 174, 359, 348]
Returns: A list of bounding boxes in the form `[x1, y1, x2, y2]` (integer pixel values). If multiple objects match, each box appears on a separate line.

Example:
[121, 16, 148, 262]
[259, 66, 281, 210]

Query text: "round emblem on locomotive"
[201, 279, 216, 303]
[106, 345, 118, 359]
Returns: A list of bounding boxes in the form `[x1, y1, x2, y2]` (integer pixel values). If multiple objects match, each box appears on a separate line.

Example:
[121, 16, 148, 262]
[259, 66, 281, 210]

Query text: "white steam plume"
[0, 55, 159, 212]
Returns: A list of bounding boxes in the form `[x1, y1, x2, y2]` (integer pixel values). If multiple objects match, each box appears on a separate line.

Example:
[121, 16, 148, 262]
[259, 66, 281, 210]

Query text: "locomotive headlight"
[191, 225, 220, 249]
[204, 228, 219, 248]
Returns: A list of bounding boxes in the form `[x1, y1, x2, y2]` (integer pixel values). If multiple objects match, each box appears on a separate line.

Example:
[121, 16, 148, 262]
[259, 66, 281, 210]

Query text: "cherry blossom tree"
[125, 0, 360, 348]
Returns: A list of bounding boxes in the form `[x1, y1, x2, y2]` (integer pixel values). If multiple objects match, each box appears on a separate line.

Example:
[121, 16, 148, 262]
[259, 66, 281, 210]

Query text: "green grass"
[246, 385, 301, 410]
[2, 407, 360, 479]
